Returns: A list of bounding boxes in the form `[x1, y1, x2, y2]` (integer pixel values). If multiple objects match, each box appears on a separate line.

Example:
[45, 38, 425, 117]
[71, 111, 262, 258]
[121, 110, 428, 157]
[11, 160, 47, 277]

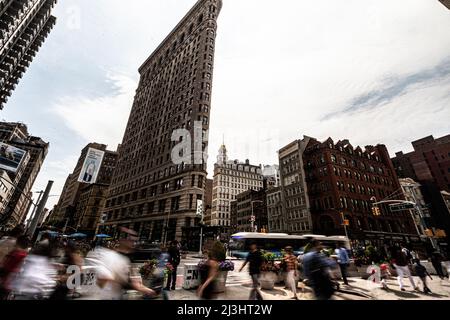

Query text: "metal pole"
[62, 218, 69, 234]
[27, 181, 54, 238]
[199, 226, 204, 255]
[251, 202, 255, 232]
[198, 200, 204, 255]
[25, 191, 43, 230]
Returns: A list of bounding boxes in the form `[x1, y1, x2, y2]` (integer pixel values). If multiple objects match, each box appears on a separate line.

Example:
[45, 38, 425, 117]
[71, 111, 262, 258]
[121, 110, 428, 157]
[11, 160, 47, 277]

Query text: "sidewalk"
[164, 276, 450, 301]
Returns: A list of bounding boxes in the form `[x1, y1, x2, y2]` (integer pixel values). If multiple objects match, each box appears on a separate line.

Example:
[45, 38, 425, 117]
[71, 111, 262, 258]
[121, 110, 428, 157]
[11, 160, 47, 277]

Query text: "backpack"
[309, 253, 336, 299]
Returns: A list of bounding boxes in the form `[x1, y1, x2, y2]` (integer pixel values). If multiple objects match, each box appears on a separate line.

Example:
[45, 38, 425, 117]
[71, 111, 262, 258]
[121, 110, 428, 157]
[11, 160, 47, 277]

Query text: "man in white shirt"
[84, 229, 155, 300]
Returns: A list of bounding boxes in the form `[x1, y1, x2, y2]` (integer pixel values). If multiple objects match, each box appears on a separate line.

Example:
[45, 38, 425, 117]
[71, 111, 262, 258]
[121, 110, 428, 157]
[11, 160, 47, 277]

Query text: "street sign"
[250, 215, 255, 222]
[343, 219, 350, 226]
[389, 203, 415, 212]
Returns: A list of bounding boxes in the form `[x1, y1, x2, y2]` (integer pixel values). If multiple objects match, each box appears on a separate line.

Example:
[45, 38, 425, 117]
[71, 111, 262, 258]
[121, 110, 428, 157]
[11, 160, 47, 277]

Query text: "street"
[126, 255, 450, 301]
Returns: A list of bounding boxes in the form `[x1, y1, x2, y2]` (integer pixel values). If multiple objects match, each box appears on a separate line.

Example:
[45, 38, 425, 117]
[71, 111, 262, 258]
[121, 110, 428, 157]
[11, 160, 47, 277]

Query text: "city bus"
[229, 232, 350, 259]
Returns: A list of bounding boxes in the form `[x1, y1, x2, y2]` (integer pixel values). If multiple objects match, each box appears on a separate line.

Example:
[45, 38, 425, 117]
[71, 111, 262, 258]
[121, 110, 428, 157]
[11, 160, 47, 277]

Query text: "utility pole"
[198, 200, 205, 255]
[27, 181, 53, 239]
[25, 191, 44, 230]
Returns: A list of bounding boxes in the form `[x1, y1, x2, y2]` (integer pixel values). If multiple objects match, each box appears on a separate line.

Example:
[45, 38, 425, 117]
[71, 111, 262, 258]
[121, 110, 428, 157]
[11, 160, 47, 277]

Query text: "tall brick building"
[303, 137, 418, 247]
[100, 0, 222, 243]
[392, 135, 450, 192]
[0, 122, 48, 231]
[230, 188, 268, 233]
[278, 138, 314, 235]
[392, 134, 450, 255]
[0, 0, 57, 109]
[51, 143, 117, 233]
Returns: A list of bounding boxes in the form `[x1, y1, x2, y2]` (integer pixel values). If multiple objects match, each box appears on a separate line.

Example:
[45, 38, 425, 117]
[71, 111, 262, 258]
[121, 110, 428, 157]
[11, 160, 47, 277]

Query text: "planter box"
[260, 272, 277, 290]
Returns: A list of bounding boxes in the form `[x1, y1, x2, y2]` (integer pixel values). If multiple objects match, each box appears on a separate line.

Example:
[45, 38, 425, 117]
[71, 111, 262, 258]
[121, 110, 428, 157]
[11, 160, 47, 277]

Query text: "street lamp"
[250, 200, 263, 233]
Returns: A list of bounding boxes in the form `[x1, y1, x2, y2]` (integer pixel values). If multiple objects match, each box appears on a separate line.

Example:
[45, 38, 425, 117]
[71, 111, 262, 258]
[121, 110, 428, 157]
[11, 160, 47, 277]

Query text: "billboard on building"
[196, 199, 204, 217]
[0, 142, 27, 173]
[78, 148, 105, 184]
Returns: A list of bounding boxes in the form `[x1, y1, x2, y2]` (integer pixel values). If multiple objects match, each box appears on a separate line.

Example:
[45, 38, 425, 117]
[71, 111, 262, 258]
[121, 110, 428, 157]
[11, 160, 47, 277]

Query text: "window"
[331, 154, 337, 163]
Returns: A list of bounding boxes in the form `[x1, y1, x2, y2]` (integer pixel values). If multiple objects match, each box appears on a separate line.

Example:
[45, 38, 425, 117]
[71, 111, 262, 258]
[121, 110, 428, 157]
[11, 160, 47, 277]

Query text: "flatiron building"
[100, 0, 222, 243]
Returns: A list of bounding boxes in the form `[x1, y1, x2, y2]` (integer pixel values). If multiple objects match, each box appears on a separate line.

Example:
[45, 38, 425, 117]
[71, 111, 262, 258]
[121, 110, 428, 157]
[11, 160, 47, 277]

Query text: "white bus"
[229, 232, 350, 259]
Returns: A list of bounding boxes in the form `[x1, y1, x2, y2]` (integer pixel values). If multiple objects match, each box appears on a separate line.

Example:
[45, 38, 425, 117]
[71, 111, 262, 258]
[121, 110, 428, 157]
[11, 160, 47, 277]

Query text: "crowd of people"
[237, 239, 450, 300]
[1, 226, 450, 301]
[0, 226, 184, 300]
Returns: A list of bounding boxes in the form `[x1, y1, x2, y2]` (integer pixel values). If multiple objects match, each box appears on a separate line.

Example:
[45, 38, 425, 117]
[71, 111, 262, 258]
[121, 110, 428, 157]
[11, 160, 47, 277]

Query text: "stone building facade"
[100, 0, 223, 243]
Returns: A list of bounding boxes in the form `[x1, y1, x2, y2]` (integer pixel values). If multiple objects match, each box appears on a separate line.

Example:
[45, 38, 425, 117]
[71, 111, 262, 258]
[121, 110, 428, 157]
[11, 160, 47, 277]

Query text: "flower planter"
[276, 272, 285, 284]
[213, 271, 228, 293]
[260, 272, 277, 290]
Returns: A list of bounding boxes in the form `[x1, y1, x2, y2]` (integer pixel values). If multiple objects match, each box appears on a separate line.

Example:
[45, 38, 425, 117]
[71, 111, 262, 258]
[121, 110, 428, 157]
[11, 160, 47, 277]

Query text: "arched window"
[331, 154, 337, 163]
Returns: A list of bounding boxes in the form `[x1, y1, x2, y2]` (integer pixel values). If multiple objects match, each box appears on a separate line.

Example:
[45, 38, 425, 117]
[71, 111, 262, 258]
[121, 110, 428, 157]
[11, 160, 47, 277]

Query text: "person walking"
[379, 262, 391, 290]
[166, 240, 181, 291]
[413, 259, 433, 294]
[0, 235, 30, 300]
[303, 239, 336, 300]
[430, 251, 446, 279]
[197, 251, 219, 300]
[335, 243, 350, 286]
[10, 238, 58, 300]
[84, 228, 156, 300]
[239, 242, 263, 300]
[392, 246, 418, 292]
[283, 246, 299, 300]
[0, 226, 24, 264]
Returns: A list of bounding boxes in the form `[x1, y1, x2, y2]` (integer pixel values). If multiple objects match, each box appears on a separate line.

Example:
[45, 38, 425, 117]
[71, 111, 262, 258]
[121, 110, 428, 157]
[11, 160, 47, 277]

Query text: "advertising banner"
[0, 142, 27, 173]
[77, 148, 105, 184]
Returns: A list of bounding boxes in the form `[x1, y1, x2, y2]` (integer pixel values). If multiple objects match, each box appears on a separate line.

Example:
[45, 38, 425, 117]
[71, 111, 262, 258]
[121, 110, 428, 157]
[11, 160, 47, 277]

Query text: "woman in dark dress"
[197, 252, 219, 300]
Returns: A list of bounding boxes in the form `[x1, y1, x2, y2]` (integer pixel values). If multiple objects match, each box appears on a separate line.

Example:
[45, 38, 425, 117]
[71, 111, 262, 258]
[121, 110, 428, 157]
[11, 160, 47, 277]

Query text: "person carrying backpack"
[303, 239, 336, 300]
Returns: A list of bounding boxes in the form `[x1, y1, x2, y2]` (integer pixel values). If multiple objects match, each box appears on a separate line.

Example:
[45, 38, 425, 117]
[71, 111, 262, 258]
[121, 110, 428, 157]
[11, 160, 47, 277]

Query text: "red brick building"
[303, 137, 418, 247]
[392, 135, 450, 255]
[392, 135, 450, 192]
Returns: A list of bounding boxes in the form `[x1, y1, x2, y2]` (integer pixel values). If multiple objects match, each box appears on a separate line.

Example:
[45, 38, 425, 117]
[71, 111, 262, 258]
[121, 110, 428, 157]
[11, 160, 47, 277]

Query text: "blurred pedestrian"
[239, 242, 263, 300]
[283, 246, 298, 300]
[0, 235, 30, 300]
[392, 246, 417, 292]
[166, 240, 181, 291]
[49, 241, 84, 300]
[430, 251, 446, 279]
[335, 243, 350, 286]
[379, 262, 391, 290]
[84, 228, 156, 300]
[197, 250, 219, 300]
[0, 226, 24, 263]
[303, 239, 336, 300]
[11, 239, 57, 300]
[413, 259, 432, 294]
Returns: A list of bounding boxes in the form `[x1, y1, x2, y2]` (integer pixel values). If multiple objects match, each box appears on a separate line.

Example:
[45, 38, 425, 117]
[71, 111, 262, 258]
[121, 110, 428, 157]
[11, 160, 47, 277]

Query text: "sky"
[1, 0, 450, 213]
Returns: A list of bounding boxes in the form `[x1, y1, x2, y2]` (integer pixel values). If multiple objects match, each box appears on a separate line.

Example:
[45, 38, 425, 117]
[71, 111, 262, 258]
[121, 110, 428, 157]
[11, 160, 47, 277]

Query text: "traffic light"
[372, 206, 381, 216]
[435, 229, 447, 238]
[424, 229, 434, 237]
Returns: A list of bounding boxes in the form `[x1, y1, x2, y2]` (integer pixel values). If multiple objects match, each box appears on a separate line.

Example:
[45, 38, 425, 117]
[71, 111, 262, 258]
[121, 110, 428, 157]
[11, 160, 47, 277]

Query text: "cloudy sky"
[1, 0, 450, 212]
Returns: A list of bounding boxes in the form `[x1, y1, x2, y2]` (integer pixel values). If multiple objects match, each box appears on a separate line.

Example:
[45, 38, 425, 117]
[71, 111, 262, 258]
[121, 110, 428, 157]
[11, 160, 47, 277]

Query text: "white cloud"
[51, 72, 137, 149]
